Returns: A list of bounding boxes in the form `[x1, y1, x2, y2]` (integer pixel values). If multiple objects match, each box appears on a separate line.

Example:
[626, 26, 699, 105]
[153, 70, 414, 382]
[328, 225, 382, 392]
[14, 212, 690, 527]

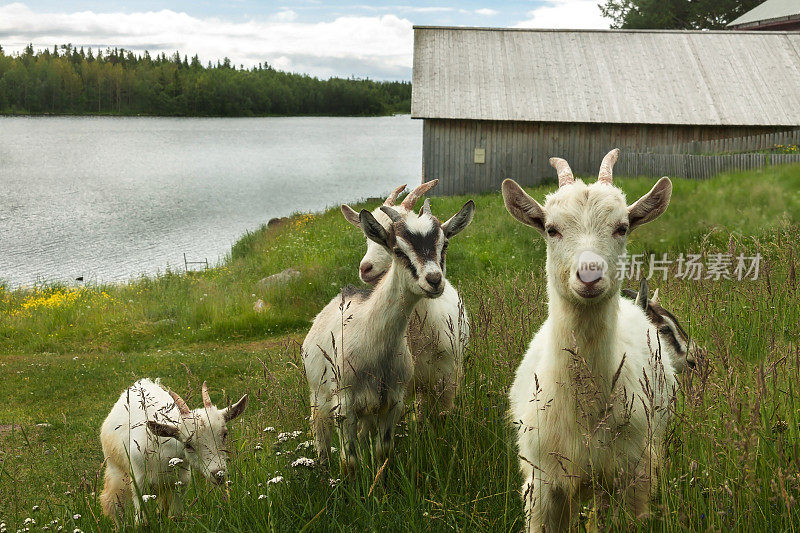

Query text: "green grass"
[1, 165, 800, 531]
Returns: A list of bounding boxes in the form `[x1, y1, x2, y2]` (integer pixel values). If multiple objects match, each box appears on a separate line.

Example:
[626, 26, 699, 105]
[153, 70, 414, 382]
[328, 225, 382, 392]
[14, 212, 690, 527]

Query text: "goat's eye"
[614, 224, 628, 237]
[546, 226, 561, 238]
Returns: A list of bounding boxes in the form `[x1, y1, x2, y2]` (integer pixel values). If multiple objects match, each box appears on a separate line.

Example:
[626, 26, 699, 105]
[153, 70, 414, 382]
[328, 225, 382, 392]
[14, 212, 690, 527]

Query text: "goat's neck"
[547, 281, 620, 388]
[364, 262, 420, 343]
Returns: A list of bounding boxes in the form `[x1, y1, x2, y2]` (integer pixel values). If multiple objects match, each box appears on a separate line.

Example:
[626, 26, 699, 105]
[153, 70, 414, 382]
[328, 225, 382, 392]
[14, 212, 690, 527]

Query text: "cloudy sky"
[0, 1, 612, 80]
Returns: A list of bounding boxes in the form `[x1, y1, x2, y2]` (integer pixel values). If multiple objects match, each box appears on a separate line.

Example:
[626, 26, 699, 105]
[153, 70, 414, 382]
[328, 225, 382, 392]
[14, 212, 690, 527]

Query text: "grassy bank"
[1, 166, 799, 531]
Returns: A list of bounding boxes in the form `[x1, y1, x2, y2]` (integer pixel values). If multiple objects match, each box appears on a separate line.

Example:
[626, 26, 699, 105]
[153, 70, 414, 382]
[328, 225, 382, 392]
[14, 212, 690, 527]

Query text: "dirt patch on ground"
[0, 423, 22, 438]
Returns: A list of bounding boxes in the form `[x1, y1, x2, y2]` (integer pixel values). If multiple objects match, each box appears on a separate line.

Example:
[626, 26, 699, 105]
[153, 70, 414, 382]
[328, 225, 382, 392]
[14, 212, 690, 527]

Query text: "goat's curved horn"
[598, 148, 619, 185]
[201, 381, 212, 408]
[400, 179, 438, 210]
[169, 389, 191, 416]
[549, 158, 575, 187]
[383, 184, 407, 206]
[380, 206, 403, 223]
[420, 198, 431, 216]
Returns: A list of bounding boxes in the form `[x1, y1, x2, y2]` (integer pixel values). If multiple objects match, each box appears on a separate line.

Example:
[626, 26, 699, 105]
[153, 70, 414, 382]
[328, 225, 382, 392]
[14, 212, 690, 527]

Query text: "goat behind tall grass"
[503, 149, 677, 531]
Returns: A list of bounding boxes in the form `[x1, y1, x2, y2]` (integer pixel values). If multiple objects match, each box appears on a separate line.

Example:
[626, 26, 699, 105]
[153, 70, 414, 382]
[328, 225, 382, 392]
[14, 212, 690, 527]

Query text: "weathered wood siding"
[423, 119, 788, 195]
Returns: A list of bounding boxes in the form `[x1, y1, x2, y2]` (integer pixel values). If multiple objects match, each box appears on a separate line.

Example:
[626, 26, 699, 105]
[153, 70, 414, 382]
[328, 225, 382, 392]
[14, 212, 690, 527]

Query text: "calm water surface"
[0, 116, 421, 286]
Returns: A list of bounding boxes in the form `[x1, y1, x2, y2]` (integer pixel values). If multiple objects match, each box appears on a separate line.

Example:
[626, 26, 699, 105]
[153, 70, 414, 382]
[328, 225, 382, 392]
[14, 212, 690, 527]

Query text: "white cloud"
[475, 8, 499, 16]
[270, 9, 297, 22]
[515, 0, 612, 29]
[0, 2, 413, 79]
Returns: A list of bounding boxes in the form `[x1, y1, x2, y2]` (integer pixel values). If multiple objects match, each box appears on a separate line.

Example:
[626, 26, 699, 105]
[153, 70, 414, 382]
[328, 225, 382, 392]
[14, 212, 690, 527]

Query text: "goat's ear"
[223, 394, 248, 422]
[340, 205, 361, 228]
[635, 277, 649, 311]
[628, 177, 672, 231]
[442, 200, 475, 238]
[147, 420, 181, 440]
[360, 210, 391, 249]
[502, 179, 546, 234]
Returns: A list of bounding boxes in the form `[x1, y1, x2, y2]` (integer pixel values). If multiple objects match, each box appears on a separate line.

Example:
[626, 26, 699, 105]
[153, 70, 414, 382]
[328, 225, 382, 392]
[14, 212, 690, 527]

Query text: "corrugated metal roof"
[729, 0, 800, 27]
[411, 27, 800, 126]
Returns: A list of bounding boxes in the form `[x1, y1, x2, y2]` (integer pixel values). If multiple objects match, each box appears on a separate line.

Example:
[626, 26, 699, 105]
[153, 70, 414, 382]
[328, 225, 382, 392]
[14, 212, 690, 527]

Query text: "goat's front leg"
[129, 469, 147, 525]
[375, 400, 403, 463]
[311, 400, 332, 466]
[336, 411, 360, 476]
[626, 446, 659, 520]
[522, 474, 572, 533]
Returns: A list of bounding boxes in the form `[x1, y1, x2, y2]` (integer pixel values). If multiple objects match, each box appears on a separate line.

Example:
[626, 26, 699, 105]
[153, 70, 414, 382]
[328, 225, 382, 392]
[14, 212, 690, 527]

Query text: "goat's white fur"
[341, 182, 470, 416]
[99, 378, 247, 521]
[306, 201, 474, 470]
[503, 151, 676, 531]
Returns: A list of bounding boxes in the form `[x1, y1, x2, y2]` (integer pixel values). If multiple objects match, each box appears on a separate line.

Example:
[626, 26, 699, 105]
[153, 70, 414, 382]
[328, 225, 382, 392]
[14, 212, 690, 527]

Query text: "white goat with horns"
[341, 180, 470, 417]
[304, 197, 475, 472]
[503, 149, 677, 531]
[100, 379, 247, 521]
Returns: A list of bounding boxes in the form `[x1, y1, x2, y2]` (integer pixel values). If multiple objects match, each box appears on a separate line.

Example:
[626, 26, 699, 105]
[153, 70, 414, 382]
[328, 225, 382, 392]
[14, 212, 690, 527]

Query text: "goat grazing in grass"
[503, 149, 677, 531]
[622, 277, 702, 374]
[100, 379, 247, 521]
[341, 180, 470, 417]
[305, 198, 475, 472]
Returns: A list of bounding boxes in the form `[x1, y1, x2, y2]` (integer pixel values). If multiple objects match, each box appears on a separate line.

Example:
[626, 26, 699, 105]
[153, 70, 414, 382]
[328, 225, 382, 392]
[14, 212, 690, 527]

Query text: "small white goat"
[100, 379, 247, 521]
[503, 149, 677, 531]
[304, 198, 475, 471]
[341, 180, 470, 416]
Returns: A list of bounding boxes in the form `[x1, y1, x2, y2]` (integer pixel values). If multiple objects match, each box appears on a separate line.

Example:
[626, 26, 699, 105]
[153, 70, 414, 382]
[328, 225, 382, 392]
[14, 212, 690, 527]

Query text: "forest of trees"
[0, 44, 411, 116]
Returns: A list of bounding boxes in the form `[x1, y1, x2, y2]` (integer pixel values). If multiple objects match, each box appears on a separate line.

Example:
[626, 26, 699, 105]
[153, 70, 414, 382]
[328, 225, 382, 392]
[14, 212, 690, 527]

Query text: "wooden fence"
[645, 129, 800, 155]
[616, 152, 800, 179]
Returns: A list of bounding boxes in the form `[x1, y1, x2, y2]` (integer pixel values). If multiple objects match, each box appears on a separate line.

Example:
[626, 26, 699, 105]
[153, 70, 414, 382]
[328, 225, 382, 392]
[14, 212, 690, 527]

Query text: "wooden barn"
[728, 0, 800, 31]
[411, 27, 800, 194]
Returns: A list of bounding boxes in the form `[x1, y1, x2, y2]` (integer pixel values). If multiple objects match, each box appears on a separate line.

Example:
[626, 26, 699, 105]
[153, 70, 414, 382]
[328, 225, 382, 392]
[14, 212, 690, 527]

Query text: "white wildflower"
[258, 494, 267, 500]
[254, 443, 263, 451]
[23, 519, 35, 526]
[168, 457, 184, 467]
[263, 426, 275, 433]
[329, 478, 341, 488]
[295, 440, 313, 451]
[330, 446, 337, 453]
[32, 506, 40, 512]
[141, 495, 157, 503]
[267, 475, 284, 485]
[291, 457, 315, 468]
[174, 480, 184, 487]
[73, 529, 83, 533]
[276, 430, 303, 444]
[72, 514, 81, 520]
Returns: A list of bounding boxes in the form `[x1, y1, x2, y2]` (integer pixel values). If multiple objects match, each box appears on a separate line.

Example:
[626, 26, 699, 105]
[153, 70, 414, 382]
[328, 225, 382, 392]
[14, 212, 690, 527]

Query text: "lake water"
[0, 116, 422, 287]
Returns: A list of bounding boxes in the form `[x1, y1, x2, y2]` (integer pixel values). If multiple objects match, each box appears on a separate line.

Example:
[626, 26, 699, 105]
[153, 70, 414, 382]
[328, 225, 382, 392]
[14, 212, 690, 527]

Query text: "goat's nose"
[360, 263, 373, 276]
[577, 271, 601, 286]
[425, 272, 442, 287]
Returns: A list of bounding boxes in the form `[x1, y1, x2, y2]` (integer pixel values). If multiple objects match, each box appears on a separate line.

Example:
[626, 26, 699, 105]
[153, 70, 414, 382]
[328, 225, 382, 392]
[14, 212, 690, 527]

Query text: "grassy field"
[1, 166, 799, 532]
